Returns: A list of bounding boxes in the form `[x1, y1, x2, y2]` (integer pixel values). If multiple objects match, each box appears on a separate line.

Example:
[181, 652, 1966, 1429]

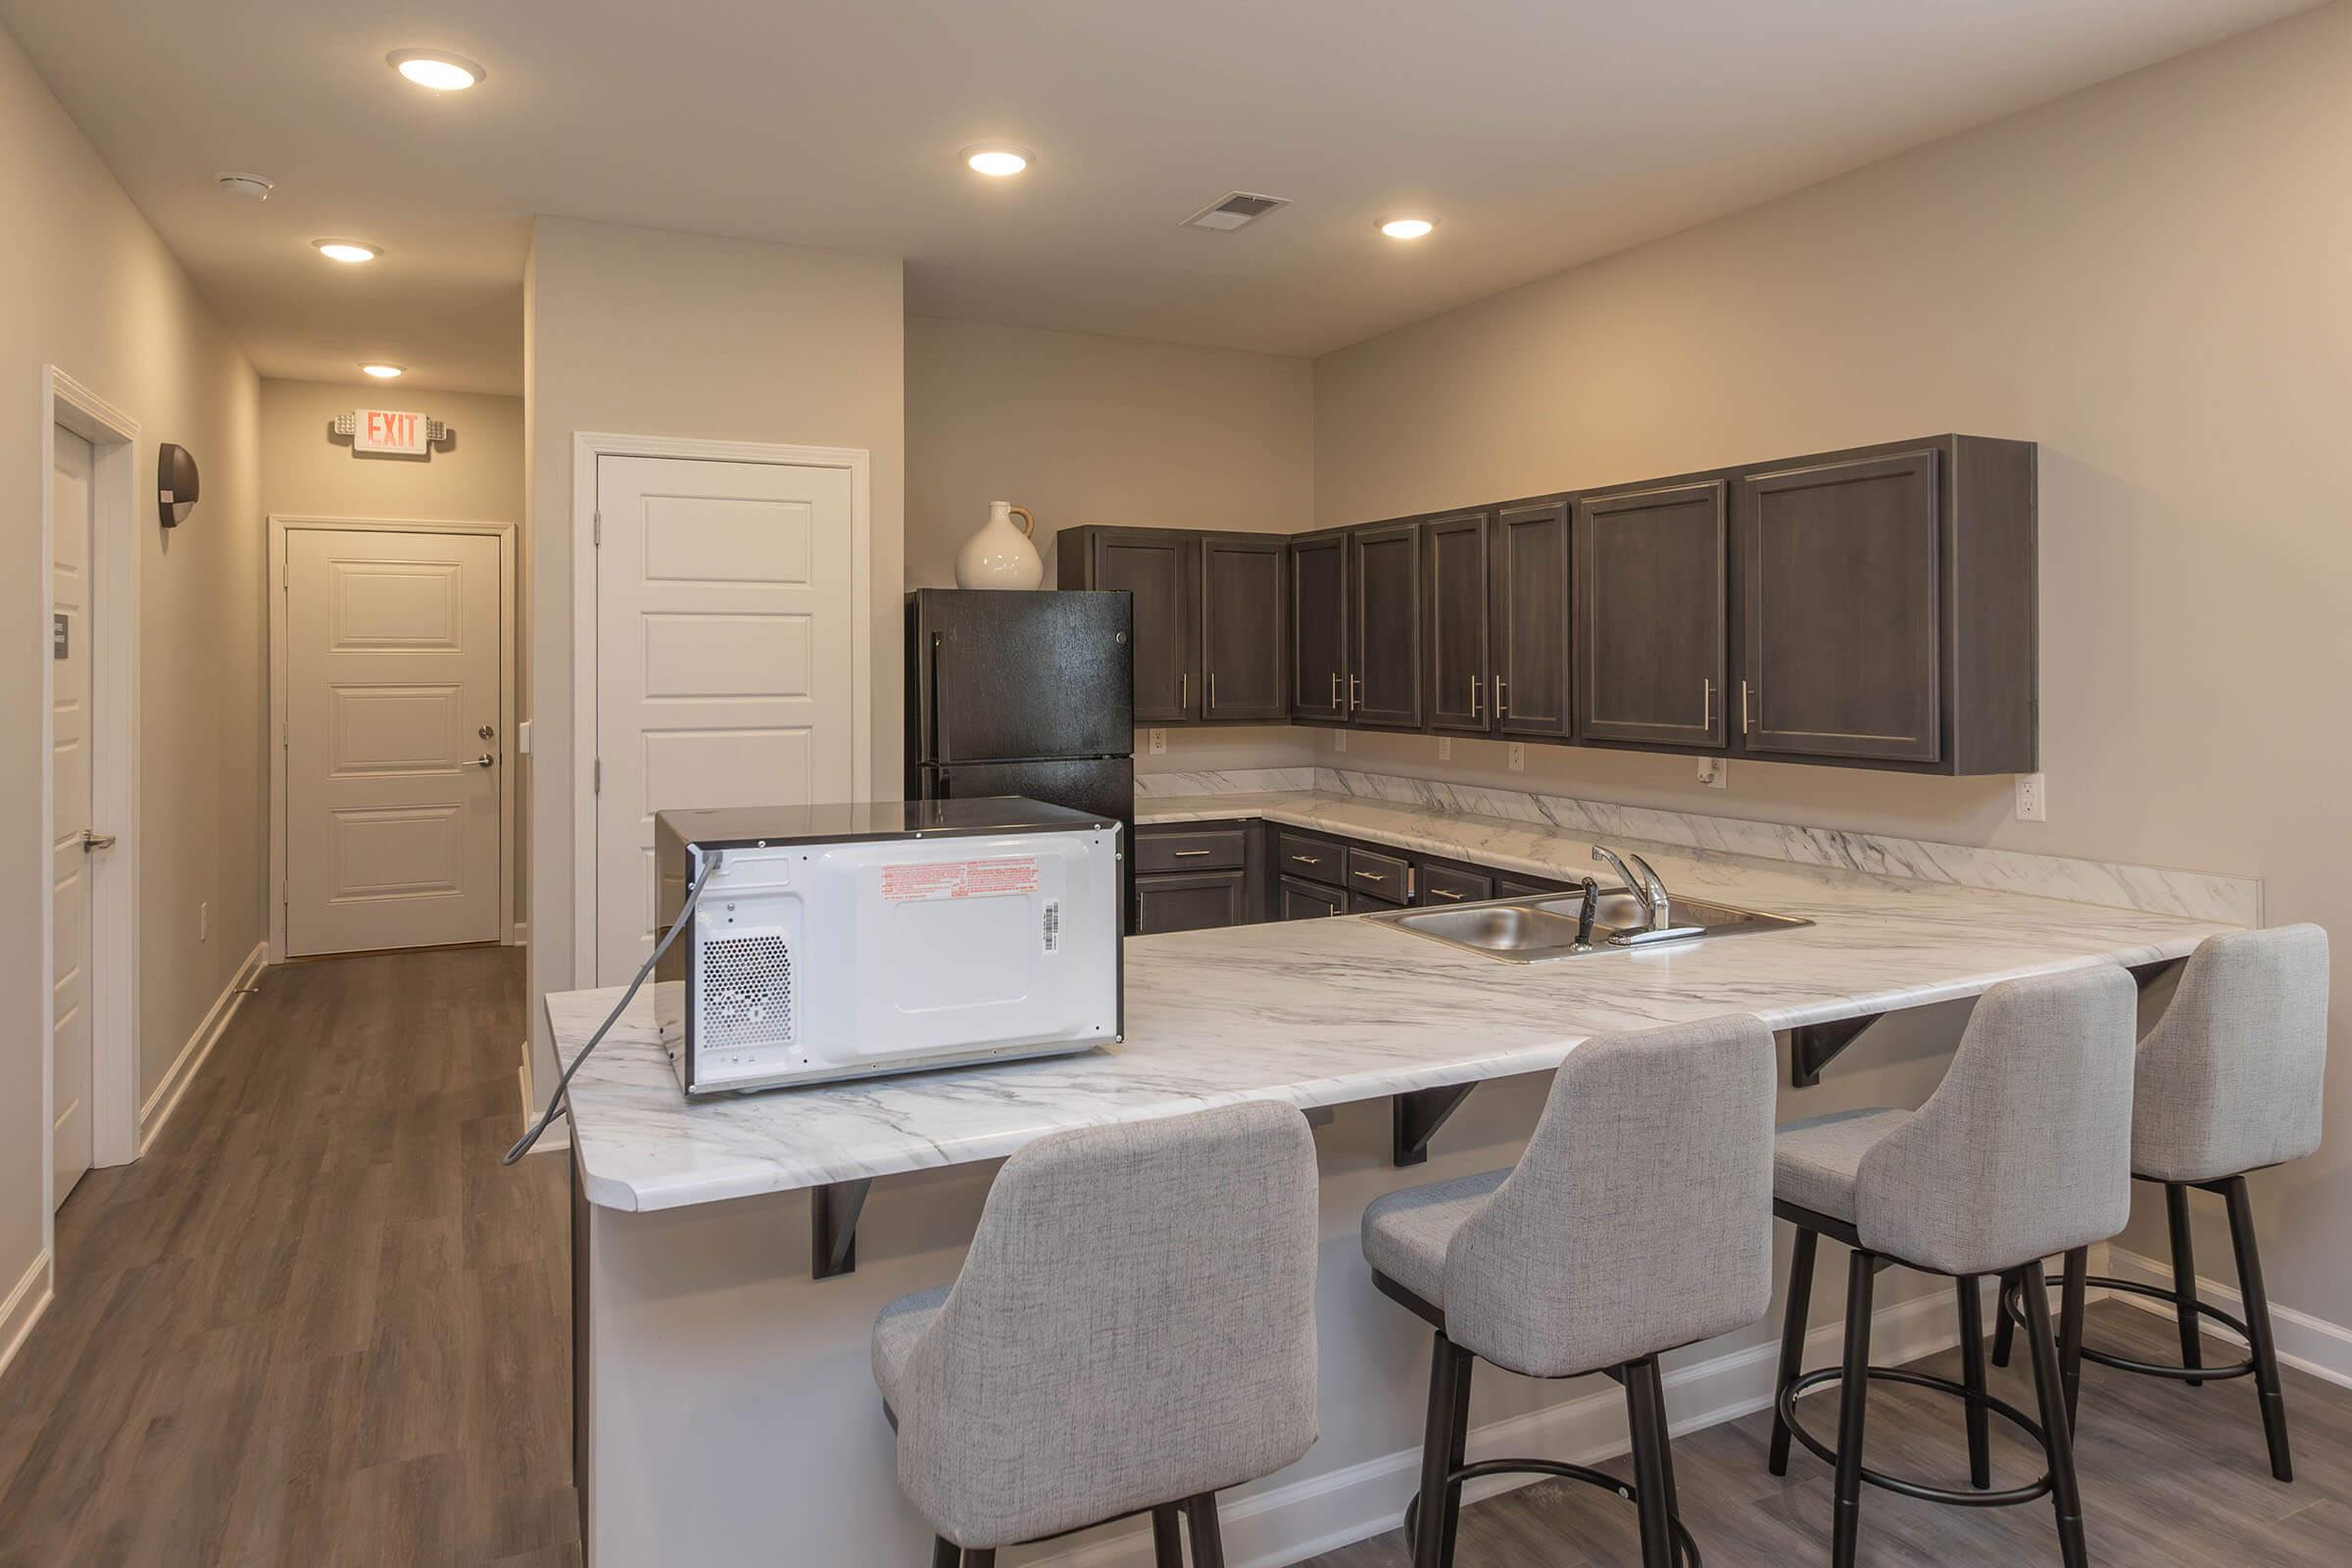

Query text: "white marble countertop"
[549, 794, 2239, 1213]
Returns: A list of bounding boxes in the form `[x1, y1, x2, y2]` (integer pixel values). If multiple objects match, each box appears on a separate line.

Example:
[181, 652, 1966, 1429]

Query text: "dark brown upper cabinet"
[1288, 529, 1349, 722]
[1200, 533, 1288, 722]
[1490, 500, 1573, 740]
[1575, 480, 1729, 750]
[1423, 511, 1493, 734]
[1740, 450, 1940, 763]
[1349, 519, 1424, 728]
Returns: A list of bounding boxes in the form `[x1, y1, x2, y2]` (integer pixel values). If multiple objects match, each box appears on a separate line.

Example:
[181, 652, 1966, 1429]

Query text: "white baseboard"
[1034, 1282, 1979, 1568]
[0, 1250, 54, 1388]
[2103, 1244, 2352, 1391]
[518, 1041, 568, 1153]
[139, 942, 266, 1152]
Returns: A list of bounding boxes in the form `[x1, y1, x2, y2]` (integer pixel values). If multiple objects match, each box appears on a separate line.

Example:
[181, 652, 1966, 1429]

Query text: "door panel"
[1492, 501, 1572, 739]
[287, 528, 503, 956]
[1279, 876, 1346, 919]
[1576, 480, 1728, 748]
[1289, 532, 1348, 719]
[1200, 534, 1287, 722]
[1423, 512, 1492, 734]
[1134, 870, 1248, 934]
[1742, 451, 1942, 762]
[1349, 521, 1423, 728]
[597, 456, 856, 982]
[1091, 531, 1200, 723]
[50, 426, 93, 1205]
[909, 590, 1132, 762]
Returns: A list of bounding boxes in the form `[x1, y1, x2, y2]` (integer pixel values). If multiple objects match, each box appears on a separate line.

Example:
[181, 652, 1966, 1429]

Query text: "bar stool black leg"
[1151, 1503, 1185, 1568]
[2020, 1258, 2090, 1568]
[1992, 1265, 2017, 1369]
[1412, 1331, 1474, 1568]
[961, 1551, 996, 1568]
[2167, 1182, 2205, 1388]
[1624, 1356, 1677, 1568]
[1769, 1227, 1817, 1477]
[1832, 1248, 1877, 1568]
[2221, 1175, 2294, 1483]
[2059, 1248, 2088, 1430]
[931, 1539, 957, 1568]
[1183, 1493, 1228, 1568]
[1956, 1276, 1992, 1489]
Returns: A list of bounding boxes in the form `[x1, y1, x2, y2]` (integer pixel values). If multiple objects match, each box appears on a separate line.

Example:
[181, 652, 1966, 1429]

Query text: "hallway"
[0, 947, 576, 1568]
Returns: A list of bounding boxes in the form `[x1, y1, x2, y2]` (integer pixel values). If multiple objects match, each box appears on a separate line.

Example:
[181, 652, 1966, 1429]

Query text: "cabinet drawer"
[1275, 831, 1345, 887]
[1495, 872, 1570, 901]
[1134, 826, 1248, 874]
[1134, 869, 1248, 934]
[1418, 863, 1494, 906]
[1278, 876, 1347, 920]
[1344, 845, 1412, 905]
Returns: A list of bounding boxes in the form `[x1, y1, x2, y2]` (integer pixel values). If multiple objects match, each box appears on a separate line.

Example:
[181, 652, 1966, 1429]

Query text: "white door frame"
[268, 515, 518, 963]
[570, 432, 872, 987]
[41, 367, 142, 1229]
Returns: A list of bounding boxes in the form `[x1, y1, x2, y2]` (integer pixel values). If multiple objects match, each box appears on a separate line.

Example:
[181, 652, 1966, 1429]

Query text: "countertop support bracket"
[1394, 1084, 1478, 1167]
[2129, 957, 2185, 993]
[812, 1179, 873, 1280]
[1788, 1013, 1886, 1089]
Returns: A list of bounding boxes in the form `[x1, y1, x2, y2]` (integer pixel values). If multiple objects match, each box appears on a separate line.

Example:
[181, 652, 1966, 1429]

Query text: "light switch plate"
[2015, 772, 2047, 821]
[1508, 743, 1525, 772]
[1334, 730, 1347, 754]
[1148, 728, 1166, 756]
[516, 719, 532, 756]
[1697, 758, 1728, 789]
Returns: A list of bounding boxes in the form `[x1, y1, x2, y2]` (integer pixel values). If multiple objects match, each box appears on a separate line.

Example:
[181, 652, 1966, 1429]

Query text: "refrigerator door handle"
[929, 632, 948, 760]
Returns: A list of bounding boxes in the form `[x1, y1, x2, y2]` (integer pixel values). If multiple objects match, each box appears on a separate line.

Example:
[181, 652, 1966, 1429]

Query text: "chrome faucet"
[1591, 845, 1673, 933]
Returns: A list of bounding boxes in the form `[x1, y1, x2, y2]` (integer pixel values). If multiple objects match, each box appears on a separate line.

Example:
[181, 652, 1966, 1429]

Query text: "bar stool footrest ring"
[1404, 1456, 1702, 1566]
[1779, 1366, 2056, 1508]
[2000, 1274, 2258, 1382]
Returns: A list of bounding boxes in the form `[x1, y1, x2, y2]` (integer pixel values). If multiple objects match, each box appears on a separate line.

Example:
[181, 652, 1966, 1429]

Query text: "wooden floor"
[0, 946, 577, 1568]
[4, 947, 2350, 1566]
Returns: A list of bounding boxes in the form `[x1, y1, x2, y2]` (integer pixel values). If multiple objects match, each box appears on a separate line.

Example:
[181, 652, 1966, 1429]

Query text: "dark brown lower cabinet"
[1279, 876, 1346, 919]
[1134, 869, 1250, 934]
[1417, 862, 1494, 906]
[1494, 873, 1571, 901]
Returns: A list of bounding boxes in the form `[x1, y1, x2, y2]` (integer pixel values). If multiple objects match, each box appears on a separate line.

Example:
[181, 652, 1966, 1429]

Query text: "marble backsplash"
[1130, 764, 2261, 927]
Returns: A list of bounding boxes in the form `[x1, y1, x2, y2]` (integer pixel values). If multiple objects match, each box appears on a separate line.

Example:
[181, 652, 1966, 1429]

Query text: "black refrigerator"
[905, 588, 1135, 908]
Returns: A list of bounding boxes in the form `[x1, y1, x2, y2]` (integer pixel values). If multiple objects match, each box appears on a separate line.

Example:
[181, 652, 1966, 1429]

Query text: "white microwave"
[653, 799, 1123, 1097]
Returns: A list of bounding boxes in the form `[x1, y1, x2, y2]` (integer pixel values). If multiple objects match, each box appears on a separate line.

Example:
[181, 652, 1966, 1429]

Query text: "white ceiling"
[2, 0, 2314, 395]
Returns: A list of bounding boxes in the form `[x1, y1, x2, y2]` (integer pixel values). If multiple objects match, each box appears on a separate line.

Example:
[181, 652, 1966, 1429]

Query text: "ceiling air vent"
[1182, 192, 1290, 232]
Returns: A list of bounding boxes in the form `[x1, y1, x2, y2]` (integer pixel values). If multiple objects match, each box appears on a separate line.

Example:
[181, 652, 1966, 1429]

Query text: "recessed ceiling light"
[1379, 217, 1437, 240]
[314, 239, 381, 264]
[360, 363, 406, 379]
[962, 144, 1031, 177]
[389, 49, 484, 91]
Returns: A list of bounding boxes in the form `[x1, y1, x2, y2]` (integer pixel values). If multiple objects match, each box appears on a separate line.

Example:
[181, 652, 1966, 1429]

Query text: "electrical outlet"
[1148, 728, 1166, 756]
[1697, 758, 1728, 789]
[1508, 742, 1525, 772]
[1438, 736, 1452, 760]
[2015, 772, 2047, 821]
[1334, 730, 1347, 754]
[199, 902, 211, 942]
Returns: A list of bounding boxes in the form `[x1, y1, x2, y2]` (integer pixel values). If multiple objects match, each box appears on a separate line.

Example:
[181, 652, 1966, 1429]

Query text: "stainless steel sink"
[1369, 888, 1811, 962]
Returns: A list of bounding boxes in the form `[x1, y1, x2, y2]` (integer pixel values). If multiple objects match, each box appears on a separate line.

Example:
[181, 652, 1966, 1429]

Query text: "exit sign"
[353, 408, 429, 455]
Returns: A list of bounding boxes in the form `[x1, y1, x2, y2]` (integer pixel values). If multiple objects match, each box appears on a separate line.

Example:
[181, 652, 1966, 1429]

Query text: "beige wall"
[0, 24, 263, 1321]
[1311, 2, 2352, 1322]
[259, 378, 529, 922]
[906, 316, 1320, 776]
[523, 217, 905, 1102]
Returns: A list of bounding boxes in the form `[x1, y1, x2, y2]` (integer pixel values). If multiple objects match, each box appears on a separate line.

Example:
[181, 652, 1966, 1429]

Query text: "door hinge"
[593, 757, 602, 795]
[592, 510, 602, 547]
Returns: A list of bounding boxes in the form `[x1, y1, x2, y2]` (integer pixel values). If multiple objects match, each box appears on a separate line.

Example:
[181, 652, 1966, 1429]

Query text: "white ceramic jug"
[954, 501, 1044, 589]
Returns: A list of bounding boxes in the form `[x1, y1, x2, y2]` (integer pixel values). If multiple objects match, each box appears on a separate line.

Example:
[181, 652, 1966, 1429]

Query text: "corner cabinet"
[1058, 526, 1288, 728]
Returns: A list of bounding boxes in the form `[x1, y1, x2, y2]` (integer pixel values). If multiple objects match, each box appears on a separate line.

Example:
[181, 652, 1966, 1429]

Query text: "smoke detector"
[1182, 192, 1290, 232]
[217, 172, 275, 202]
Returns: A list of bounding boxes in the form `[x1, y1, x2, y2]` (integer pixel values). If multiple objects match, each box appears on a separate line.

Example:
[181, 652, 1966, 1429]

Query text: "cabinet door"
[1279, 876, 1347, 920]
[1092, 530, 1200, 723]
[1134, 869, 1248, 934]
[1423, 512, 1493, 733]
[1288, 531, 1349, 720]
[1200, 533, 1288, 722]
[1575, 480, 1728, 748]
[1348, 520, 1424, 728]
[1492, 501, 1572, 739]
[1741, 451, 1941, 763]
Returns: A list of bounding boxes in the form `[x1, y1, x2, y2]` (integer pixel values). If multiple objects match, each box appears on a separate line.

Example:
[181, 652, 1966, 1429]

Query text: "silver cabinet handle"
[1702, 677, 1714, 730]
[1207, 671, 1217, 710]
[1470, 677, 1484, 719]
[475, 754, 496, 768]
[1494, 677, 1508, 715]
[1291, 854, 1321, 865]
[1329, 671, 1341, 710]
[1179, 672, 1189, 710]
[1430, 888, 1464, 902]
[79, 830, 117, 853]
[1172, 849, 1211, 858]
[1353, 869, 1387, 883]
[1741, 680, 1756, 734]
[1348, 673, 1363, 711]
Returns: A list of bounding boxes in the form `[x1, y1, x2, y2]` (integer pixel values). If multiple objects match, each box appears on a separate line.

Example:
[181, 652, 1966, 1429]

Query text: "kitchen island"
[550, 795, 2241, 1567]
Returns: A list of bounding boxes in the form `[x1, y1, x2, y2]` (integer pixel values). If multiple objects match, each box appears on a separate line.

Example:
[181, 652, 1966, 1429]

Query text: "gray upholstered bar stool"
[1361, 1015, 1778, 1568]
[1992, 924, 2329, 1482]
[871, 1101, 1318, 1567]
[1768, 965, 2137, 1568]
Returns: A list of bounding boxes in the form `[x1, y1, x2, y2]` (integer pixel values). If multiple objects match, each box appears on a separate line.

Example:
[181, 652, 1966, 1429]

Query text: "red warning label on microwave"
[880, 858, 1041, 902]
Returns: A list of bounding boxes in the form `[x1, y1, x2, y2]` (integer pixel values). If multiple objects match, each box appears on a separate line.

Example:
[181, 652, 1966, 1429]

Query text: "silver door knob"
[475, 754, 496, 768]
[79, 829, 117, 852]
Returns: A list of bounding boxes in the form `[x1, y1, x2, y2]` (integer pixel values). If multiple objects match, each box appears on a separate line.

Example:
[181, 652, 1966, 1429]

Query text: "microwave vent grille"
[702, 933, 795, 1047]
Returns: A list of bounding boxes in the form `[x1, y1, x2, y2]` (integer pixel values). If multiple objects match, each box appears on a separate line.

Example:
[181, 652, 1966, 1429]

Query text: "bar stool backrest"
[888, 1101, 1319, 1548]
[1856, 965, 2137, 1277]
[2133, 925, 2329, 1183]
[1444, 1013, 1777, 1379]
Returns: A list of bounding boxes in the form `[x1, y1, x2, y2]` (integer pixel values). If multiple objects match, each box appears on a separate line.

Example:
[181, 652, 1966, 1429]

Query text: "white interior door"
[51, 426, 95, 1206]
[594, 455, 857, 983]
[284, 528, 504, 956]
